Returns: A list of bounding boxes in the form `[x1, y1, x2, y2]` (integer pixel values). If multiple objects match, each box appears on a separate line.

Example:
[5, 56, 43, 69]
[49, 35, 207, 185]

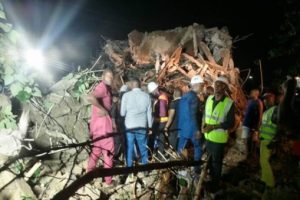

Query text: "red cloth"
[88, 81, 114, 184]
[90, 82, 113, 135]
[292, 140, 300, 156]
[87, 137, 114, 184]
[154, 92, 168, 118]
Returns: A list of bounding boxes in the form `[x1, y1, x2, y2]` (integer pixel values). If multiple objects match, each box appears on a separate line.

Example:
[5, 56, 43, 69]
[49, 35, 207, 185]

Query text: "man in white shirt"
[120, 77, 153, 167]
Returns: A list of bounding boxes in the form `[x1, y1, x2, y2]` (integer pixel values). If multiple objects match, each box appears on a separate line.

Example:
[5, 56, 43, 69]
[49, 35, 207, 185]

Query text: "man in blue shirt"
[177, 75, 204, 173]
[242, 89, 263, 158]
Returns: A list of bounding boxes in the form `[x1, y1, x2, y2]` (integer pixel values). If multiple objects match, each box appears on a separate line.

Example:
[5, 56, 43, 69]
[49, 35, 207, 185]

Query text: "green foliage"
[21, 195, 33, 200]
[1, 58, 42, 102]
[14, 160, 24, 174]
[0, 105, 17, 128]
[0, 1, 42, 102]
[29, 167, 41, 184]
[0, 1, 42, 127]
[72, 75, 91, 100]
[70, 69, 98, 100]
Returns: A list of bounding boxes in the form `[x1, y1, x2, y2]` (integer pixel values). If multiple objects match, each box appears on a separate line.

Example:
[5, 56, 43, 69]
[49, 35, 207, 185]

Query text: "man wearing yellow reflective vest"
[259, 92, 278, 188]
[202, 76, 235, 192]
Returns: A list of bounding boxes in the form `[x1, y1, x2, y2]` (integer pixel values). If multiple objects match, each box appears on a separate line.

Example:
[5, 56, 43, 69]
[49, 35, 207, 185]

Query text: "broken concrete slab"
[0, 170, 37, 200]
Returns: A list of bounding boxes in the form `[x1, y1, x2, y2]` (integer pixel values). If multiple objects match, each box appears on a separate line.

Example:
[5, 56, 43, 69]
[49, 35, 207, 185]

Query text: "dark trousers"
[114, 134, 125, 159]
[206, 140, 226, 191]
[167, 130, 178, 150]
[114, 121, 126, 161]
[150, 122, 167, 159]
[247, 132, 259, 163]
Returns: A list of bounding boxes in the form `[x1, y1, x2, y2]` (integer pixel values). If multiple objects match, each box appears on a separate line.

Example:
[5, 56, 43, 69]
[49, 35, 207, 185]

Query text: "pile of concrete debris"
[104, 23, 247, 112]
[0, 23, 251, 199]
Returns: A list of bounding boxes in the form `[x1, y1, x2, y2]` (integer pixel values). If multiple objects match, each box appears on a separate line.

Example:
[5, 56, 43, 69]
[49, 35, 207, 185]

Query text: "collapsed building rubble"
[27, 23, 246, 160]
[2, 23, 299, 200]
[28, 24, 248, 199]
[104, 23, 247, 112]
[0, 23, 247, 199]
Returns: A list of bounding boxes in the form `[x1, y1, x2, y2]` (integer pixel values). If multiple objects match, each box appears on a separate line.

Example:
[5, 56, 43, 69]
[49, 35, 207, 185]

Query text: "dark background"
[3, 0, 288, 88]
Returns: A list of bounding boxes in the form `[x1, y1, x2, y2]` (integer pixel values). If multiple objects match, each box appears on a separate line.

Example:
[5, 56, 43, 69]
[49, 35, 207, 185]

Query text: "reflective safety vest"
[204, 95, 233, 143]
[260, 106, 277, 140]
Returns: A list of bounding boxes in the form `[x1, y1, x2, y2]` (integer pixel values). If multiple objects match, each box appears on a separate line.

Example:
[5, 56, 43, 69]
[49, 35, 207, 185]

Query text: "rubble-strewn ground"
[1, 24, 300, 199]
[1, 124, 300, 199]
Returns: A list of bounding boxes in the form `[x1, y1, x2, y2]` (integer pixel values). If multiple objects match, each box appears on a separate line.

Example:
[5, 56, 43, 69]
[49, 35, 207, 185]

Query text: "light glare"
[25, 49, 45, 69]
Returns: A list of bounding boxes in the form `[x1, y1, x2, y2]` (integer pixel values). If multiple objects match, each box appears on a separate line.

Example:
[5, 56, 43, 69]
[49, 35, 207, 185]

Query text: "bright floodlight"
[249, 75, 253, 79]
[25, 49, 45, 69]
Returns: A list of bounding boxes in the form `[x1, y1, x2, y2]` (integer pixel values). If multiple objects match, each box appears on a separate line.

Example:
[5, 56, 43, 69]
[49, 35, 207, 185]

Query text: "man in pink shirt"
[87, 69, 115, 185]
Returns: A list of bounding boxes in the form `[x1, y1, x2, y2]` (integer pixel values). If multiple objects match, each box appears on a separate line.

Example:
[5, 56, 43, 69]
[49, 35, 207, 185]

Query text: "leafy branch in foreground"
[0, 0, 42, 127]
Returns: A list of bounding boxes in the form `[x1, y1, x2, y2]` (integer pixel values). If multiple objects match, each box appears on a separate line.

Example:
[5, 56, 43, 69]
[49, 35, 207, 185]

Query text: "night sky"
[3, 0, 284, 86]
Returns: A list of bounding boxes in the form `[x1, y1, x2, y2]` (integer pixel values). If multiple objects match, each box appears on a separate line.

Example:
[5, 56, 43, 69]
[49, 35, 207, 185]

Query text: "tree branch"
[52, 160, 202, 200]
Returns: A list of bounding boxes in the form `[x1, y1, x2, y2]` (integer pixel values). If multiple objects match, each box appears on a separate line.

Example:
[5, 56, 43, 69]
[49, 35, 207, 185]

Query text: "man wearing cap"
[259, 92, 278, 188]
[202, 76, 235, 192]
[147, 82, 169, 157]
[177, 75, 204, 172]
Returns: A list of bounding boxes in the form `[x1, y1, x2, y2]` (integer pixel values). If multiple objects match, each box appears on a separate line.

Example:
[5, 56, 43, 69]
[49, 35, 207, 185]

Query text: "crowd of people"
[85, 68, 299, 194]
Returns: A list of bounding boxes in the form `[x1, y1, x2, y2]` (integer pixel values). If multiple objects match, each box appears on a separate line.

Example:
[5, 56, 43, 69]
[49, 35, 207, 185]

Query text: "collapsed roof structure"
[104, 23, 247, 112]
